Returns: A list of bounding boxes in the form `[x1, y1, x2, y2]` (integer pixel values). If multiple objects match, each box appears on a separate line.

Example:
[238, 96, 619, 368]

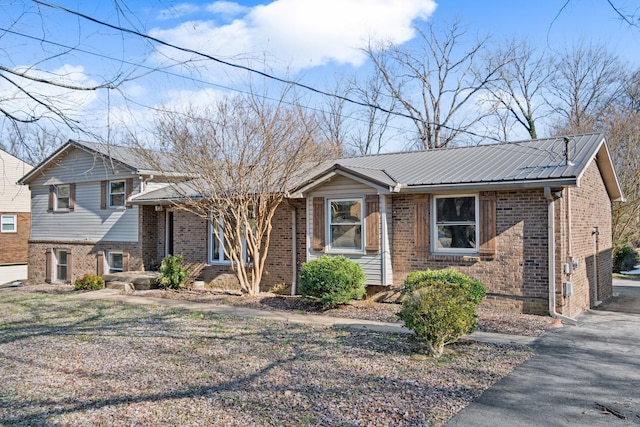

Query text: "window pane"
[331, 200, 361, 223]
[57, 197, 70, 209]
[436, 197, 475, 222]
[331, 224, 362, 249]
[58, 185, 70, 197]
[57, 265, 67, 281]
[110, 253, 123, 270]
[110, 194, 125, 207]
[110, 181, 125, 193]
[57, 250, 67, 265]
[437, 225, 476, 248]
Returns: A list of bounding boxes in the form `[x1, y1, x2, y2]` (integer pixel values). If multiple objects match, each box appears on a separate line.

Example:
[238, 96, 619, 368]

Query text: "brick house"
[20, 134, 623, 319]
[0, 148, 32, 283]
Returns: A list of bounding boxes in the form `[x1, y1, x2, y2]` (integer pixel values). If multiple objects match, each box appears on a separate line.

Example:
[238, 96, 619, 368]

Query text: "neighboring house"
[0, 148, 32, 283]
[20, 133, 623, 319]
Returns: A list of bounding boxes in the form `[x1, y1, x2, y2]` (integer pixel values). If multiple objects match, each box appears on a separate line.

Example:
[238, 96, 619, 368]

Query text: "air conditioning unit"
[155, 205, 164, 211]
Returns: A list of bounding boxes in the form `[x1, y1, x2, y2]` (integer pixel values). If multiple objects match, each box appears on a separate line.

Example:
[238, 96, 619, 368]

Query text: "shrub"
[74, 274, 105, 291]
[159, 254, 189, 289]
[398, 282, 477, 358]
[402, 269, 486, 304]
[299, 255, 366, 306]
[613, 243, 639, 273]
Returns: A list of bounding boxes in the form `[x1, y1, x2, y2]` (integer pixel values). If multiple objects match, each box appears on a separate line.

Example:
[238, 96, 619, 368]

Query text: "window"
[328, 199, 363, 251]
[109, 180, 126, 207]
[209, 216, 247, 264]
[108, 252, 124, 273]
[57, 185, 70, 210]
[55, 249, 68, 282]
[1, 215, 16, 233]
[209, 217, 233, 264]
[433, 195, 478, 252]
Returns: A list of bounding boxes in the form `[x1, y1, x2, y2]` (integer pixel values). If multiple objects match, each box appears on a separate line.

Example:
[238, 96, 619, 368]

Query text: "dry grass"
[0, 286, 535, 426]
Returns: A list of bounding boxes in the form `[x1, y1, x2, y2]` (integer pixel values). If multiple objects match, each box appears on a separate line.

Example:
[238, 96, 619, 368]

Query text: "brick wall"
[560, 161, 613, 318]
[0, 212, 30, 264]
[390, 190, 550, 314]
[168, 202, 301, 292]
[28, 240, 143, 284]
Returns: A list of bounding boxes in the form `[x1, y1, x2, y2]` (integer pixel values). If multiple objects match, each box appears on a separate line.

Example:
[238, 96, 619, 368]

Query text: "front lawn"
[0, 291, 531, 426]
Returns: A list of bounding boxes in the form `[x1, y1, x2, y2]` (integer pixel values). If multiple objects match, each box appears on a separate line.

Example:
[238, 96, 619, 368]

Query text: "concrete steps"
[103, 271, 160, 291]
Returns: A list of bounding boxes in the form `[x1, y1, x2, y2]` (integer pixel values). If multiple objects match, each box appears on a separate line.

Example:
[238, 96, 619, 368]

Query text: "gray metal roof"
[293, 133, 624, 201]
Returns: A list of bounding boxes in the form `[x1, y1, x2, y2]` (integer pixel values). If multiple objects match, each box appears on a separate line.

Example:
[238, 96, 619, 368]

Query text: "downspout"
[285, 200, 297, 296]
[545, 187, 578, 325]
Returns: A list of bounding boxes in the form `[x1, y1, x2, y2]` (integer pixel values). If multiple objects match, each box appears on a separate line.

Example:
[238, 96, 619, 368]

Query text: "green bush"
[613, 243, 639, 273]
[402, 269, 486, 304]
[398, 282, 477, 358]
[159, 254, 189, 289]
[299, 255, 366, 306]
[74, 274, 105, 290]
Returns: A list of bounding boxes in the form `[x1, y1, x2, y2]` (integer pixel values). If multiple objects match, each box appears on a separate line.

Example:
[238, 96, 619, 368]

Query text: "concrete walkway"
[447, 279, 640, 426]
[68, 288, 536, 346]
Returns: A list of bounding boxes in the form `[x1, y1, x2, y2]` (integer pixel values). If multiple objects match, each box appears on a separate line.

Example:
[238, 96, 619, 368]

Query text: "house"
[17, 140, 185, 284]
[20, 133, 623, 319]
[0, 148, 32, 283]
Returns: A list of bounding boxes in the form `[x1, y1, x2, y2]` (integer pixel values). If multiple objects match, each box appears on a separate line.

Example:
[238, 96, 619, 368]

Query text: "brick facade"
[390, 190, 551, 314]
[0, 212, 30, 264]
[28, 240, 143, 284]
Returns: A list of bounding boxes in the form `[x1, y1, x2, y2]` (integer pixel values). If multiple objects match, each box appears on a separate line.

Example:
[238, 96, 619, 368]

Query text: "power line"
[32, 0, 499, 142]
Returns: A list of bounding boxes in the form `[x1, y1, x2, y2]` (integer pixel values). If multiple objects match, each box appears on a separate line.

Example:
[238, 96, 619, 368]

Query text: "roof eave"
[400, 177, 579, 193]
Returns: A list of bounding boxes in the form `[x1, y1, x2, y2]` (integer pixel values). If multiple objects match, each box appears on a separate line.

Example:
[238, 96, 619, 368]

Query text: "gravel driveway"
[1, 288, 534, 426]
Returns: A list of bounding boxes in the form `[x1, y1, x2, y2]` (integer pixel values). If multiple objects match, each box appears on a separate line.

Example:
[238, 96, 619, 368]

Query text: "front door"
[165, 210, 174, 256]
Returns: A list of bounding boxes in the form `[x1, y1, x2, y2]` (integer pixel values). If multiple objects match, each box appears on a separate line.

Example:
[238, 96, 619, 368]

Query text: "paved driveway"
[447, 280, 640, 426]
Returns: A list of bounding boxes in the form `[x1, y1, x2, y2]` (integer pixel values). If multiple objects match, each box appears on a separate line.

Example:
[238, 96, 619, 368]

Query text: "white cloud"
[206, 1, 249, 16]
[157, 3, 201, 21]
[150, 0, 437, 74]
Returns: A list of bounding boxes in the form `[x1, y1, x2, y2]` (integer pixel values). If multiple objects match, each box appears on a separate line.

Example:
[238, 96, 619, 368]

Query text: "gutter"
[544, 187, 578, 325]
[284, 199, 297, 296]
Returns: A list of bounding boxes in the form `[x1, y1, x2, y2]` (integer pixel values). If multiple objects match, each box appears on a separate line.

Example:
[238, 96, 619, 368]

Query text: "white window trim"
[108, 251, 124, 273]
[56, 184, 70, 211]
[208, 216, 247, 265]
[108, 180, 126, 208]
[327, 197, 364, 253]
[0, 215, 17, 233]
[431, 194, 479, 254]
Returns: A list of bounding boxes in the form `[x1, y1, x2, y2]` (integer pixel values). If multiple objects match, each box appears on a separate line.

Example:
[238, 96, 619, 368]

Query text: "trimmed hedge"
[402, 269, 486, 304]
[299, 255, 366, 306]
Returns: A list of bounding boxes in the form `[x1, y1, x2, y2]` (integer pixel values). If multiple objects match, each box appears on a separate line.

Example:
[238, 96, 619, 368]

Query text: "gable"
[26, 145, 136, 187]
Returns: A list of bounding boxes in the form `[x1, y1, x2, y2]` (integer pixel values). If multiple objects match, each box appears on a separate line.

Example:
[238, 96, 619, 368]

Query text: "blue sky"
[1, 0, 639, 145]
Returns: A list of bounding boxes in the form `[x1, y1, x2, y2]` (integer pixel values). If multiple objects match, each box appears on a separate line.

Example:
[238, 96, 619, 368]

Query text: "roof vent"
[563, 137, 574, 166]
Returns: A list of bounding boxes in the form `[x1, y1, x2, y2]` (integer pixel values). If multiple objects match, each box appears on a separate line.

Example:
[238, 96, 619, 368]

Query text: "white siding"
[29, 146, 135, 186]
[0, 150, 32, 212]
[30, 181, 139, 242]
[307, 174, 385, 286]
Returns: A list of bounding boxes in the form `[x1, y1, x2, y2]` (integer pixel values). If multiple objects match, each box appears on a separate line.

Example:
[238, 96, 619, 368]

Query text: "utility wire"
[33, 0, 499, 142]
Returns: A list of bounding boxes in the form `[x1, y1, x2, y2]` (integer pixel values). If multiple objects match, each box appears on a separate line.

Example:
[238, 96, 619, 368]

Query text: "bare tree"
[143, 91, 326, 295]
[549, 42, 622, 133]
[1, 124, 66, 165]
[318, 80, 352, 156]
[480, 40, 553, 139]
[347, 68, 397, 155]
[365, 20, 502, 149]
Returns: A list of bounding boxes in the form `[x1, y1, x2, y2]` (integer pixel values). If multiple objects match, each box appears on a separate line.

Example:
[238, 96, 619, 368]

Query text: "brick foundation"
[0, 212, 30, 264]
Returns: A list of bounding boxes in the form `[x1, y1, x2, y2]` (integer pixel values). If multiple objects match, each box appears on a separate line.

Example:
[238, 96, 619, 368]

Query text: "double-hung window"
[328, 199, 363, 251]
[1, 215, 16, 233]
[55, 249, 68, 282]
[433, 195, 478, 252]
[109, 181, 126, 208]
[57, 185, 70, 210]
